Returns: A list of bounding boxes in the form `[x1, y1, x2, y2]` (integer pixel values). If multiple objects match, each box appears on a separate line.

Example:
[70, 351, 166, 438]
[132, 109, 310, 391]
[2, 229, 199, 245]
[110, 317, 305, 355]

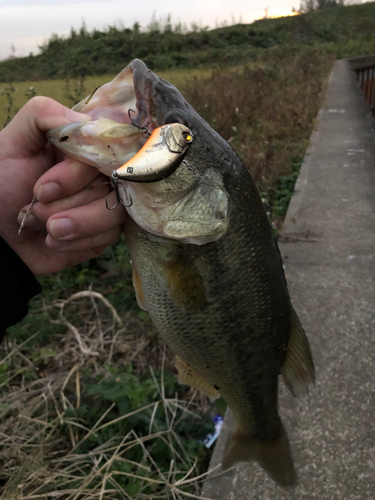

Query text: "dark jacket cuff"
[0, 237, 42, 342]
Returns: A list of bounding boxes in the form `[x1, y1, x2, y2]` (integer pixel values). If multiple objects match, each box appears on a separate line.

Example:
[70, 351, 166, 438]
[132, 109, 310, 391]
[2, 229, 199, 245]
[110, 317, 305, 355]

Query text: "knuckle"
[26, 95, 51, 111]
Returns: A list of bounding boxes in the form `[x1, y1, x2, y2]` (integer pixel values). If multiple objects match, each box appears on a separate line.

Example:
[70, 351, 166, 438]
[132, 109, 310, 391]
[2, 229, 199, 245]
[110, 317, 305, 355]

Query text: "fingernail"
[45, 234, 69, 250]
[36, 182, 62, 203]
[49, 218, 75, 240]
[17, 210, 39, 229]
[66, 109, 91, 122]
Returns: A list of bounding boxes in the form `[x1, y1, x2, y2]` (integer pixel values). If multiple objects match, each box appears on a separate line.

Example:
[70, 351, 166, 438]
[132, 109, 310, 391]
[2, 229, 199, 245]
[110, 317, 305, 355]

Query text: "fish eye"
[164, 110, 189, 127]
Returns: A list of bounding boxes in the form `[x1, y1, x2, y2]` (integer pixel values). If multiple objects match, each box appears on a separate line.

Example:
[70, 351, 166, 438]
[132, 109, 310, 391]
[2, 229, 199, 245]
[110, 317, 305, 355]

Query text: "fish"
[47, 59, 315, 487]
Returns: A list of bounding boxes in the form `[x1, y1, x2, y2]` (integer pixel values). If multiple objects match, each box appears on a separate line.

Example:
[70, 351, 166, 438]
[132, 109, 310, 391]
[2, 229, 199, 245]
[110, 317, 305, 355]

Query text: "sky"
[0, 0, 304, 61]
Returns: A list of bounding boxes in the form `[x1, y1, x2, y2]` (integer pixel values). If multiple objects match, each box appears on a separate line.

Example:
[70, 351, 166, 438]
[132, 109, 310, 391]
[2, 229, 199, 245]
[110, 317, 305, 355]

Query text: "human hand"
[0, 97, 125, 276]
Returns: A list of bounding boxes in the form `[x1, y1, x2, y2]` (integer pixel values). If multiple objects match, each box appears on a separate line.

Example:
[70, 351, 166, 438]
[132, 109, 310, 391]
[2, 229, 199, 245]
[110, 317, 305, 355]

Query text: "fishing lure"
[116, 122, 193, 182]
[106, 122, 194, 209]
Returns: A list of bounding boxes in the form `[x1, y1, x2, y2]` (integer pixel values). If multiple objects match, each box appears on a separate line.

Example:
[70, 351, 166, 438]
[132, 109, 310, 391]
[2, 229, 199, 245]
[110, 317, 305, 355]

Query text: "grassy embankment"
[1, 1, 375, 81]
[0, 3, 374, 498]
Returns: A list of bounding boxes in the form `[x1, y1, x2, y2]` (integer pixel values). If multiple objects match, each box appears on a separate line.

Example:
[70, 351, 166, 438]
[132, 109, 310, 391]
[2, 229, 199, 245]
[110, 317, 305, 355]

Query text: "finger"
[2, 96, 90, 158]
[34, 158, 102, 203]
[46, 191, 126, 242]
[17, 178, 111, 230]
[45, 226, 122, 252]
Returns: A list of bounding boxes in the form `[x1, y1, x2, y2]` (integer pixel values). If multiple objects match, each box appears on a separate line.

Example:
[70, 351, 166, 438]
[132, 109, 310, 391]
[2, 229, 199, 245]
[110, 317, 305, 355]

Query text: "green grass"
[0, 68, 212, 127]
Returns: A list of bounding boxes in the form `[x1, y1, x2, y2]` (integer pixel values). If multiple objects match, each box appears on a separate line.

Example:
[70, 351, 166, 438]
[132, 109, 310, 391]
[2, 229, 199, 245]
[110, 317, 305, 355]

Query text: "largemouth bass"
[48, 60, 314, 486]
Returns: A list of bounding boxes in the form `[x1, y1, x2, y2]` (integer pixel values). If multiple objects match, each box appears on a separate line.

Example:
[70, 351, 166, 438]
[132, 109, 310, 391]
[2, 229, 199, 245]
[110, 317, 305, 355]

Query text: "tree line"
[0, 1, 374, 82]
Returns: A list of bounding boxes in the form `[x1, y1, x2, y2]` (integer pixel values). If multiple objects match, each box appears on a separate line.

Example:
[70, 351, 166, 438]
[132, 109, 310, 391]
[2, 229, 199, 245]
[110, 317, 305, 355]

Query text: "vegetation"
[182, 47, 333, 221]
[1, 2, 375, 81]
[0, 2, 373, 497]
[300, 0, 346, 12]
[0, 287, 215, 499]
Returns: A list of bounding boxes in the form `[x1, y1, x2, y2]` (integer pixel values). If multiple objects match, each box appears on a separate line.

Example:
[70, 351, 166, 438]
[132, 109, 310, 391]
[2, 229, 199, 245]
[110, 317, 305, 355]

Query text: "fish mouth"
[73, 58, 157, 134]
[47, 59, 160, 175]
[130, 59, 158, 133]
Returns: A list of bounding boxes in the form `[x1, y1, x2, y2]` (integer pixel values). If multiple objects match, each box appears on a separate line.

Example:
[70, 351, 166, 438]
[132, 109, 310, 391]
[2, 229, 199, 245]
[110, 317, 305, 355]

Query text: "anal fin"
[281, 307, 315, 396]
[175, 356, 220, 398]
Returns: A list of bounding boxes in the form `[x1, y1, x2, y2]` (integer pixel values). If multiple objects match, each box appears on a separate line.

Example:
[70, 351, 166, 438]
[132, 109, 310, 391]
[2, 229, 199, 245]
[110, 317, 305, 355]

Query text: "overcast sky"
[0, 0, 301, 61]
[0, 0, 369, 61]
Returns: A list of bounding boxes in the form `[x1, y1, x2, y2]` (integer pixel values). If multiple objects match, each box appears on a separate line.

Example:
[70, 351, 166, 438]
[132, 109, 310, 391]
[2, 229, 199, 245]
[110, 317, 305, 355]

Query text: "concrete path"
[202, 60, 375, 499]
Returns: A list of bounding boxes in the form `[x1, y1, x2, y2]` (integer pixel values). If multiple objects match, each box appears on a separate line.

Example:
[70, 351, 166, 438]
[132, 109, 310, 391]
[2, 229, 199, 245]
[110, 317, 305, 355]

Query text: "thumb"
[2, 96, 90, 158]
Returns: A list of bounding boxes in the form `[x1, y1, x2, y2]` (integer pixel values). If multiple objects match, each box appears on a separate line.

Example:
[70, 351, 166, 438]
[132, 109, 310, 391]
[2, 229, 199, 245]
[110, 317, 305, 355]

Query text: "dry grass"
[184, 48, 334, 186]
[0, 291, 214, 500]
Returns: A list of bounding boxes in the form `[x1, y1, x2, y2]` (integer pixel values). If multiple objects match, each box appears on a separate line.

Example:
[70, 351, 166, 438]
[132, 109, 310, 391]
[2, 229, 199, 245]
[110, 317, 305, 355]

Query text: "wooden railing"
[349, 55, 375, 115]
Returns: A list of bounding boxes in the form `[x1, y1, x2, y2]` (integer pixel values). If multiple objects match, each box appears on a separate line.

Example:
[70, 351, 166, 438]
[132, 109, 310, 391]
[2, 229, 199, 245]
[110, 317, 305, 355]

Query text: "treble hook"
[128, 109, 151, 138]
[105, 171, 133, 210]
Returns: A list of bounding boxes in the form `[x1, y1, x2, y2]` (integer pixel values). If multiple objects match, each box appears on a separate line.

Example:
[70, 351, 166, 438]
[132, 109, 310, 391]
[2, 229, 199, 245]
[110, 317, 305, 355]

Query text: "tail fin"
[222, 422, 296, 487]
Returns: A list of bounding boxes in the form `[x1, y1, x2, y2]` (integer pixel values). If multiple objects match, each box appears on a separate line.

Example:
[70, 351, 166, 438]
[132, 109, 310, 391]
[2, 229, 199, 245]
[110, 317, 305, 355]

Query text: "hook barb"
[105, 198, 118, 210]
[121, 196, 133, 208]
[105, 170, 133, 210]
[128, 109, 151, 138]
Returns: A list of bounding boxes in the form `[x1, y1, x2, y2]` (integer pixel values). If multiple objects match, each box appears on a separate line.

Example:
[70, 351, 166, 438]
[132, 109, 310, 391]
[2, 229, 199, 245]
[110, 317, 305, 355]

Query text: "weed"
[24, 85, 37, 100]
[64, 75, 87, 107]
[272, 163, 302, 217]
[0, 84, 17, 128]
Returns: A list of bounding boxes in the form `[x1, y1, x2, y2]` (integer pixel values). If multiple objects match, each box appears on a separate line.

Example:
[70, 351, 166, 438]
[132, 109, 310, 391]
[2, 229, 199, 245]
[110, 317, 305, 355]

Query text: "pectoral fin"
[281, 308, 315, 396]
[132, 265, 148, 311]
[160, 248, 206, 310]
[175, 356, 220, 398]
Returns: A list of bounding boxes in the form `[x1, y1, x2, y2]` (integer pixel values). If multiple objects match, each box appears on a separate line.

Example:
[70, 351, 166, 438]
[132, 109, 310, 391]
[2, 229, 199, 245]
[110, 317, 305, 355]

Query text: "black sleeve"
[0, 237, 42, 343]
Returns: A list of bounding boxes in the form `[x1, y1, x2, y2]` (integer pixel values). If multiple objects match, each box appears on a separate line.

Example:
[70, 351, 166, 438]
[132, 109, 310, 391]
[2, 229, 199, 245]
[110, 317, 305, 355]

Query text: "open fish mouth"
[71, 59, 155, 133]
[47, 59, 158, 176]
